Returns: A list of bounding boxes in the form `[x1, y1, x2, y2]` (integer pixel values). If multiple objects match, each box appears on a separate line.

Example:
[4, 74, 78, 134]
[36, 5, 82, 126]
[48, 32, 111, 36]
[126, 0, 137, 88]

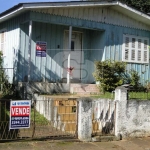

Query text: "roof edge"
[0, 3, 23, 17]
[118, 2, 150, 20]
[0, 1, 150, 24]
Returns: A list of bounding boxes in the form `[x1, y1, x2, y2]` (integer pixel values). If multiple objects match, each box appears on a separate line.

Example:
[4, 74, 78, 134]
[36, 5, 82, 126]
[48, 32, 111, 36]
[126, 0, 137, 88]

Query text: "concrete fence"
[115, 86, 150, 138]
[33, 86, 150, 141]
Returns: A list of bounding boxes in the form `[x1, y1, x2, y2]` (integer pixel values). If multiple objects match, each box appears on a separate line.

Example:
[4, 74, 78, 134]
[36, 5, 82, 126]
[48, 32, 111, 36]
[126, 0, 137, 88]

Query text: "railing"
[123, 85, 150, 100]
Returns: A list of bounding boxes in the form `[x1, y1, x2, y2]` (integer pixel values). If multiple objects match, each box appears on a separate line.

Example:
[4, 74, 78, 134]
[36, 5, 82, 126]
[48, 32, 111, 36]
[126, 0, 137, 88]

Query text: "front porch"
[18, 10, 105, 85]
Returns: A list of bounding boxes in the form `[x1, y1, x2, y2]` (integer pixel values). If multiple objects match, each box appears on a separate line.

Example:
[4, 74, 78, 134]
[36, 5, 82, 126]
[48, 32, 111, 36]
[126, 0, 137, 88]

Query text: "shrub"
[129, 69, 140, 88]
[93, 60, 126, 92]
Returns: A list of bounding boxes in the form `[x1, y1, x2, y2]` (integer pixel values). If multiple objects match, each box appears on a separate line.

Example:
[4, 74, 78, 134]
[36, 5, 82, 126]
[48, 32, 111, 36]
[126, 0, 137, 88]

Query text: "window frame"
[122, 34, 149, 64]
[0, 28, 7, 56]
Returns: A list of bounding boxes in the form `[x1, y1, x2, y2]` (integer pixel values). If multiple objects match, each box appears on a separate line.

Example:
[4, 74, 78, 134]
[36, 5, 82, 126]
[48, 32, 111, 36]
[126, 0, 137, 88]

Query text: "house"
[0, 1, 150, 95]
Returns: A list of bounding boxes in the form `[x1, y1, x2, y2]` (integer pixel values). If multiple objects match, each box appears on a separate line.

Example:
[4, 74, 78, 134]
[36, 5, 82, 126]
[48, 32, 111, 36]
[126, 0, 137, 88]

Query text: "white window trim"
[0, 28, 7, 56]
[122, 34, 149, 64]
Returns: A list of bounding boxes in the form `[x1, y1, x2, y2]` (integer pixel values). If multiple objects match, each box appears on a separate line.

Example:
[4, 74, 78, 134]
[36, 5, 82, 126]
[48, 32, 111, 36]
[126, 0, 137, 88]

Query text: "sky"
[0, 0, 79, 13]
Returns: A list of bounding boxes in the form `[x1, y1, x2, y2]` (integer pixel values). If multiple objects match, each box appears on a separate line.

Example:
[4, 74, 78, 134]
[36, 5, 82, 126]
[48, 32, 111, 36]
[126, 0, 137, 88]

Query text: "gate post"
[78, 98, 92, 141]
[115, 86, 127, 139]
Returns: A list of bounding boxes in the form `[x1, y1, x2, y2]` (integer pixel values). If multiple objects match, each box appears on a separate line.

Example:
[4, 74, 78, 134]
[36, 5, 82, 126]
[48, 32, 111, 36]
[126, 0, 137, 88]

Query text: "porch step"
[70, 84, 100, 95]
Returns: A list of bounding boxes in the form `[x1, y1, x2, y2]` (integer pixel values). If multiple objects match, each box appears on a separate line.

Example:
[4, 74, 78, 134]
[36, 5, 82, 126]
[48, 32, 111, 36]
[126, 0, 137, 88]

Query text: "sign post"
[9, 100, 31, 129]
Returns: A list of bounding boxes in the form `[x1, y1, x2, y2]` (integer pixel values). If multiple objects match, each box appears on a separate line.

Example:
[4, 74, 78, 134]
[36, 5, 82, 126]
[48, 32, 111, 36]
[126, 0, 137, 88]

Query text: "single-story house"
[0, 1, 150, 94]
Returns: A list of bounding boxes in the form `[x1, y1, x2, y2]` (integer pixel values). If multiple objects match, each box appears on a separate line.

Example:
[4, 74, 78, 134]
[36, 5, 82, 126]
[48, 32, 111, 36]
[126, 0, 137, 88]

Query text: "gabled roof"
[0, 1, 150, 26]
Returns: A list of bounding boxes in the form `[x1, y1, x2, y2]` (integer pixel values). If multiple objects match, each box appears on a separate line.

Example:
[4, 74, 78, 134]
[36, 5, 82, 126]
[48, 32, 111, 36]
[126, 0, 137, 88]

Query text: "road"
[0, 137, 150, 150]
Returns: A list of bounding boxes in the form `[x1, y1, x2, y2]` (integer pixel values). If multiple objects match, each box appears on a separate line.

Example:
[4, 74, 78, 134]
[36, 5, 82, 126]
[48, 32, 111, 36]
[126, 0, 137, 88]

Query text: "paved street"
[0, 137, 150, 150]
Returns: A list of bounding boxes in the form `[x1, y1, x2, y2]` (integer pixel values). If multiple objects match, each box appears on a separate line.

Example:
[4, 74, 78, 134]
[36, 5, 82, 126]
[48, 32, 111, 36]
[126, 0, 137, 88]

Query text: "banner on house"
[9, 100, 31, 129]
[36, 41, 47, 57]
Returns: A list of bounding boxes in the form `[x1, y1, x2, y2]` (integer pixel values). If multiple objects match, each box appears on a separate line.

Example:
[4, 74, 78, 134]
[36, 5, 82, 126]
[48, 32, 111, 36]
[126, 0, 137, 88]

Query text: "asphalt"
[0, 137, 150, 150]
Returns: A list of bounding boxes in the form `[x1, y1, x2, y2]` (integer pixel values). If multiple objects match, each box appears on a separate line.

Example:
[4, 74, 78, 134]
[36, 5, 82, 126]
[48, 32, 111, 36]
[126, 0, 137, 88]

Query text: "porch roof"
[0, 1, 150, 26]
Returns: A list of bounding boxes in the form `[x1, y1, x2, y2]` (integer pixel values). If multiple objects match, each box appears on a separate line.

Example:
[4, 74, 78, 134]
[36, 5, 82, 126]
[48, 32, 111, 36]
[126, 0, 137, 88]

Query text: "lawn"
[91, 91, 150, 100]
[91, 92, 115, 99]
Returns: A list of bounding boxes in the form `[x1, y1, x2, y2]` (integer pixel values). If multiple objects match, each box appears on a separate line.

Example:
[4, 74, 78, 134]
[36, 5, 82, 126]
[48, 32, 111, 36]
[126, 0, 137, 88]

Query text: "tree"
[120, 0, 150, 14]
[0, 52, 16, 97]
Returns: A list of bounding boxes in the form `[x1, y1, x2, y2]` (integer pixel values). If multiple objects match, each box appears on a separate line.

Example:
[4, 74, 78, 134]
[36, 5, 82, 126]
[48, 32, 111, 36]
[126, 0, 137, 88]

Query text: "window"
[122, 35, 149, 63]
[0, 29, 6, 55]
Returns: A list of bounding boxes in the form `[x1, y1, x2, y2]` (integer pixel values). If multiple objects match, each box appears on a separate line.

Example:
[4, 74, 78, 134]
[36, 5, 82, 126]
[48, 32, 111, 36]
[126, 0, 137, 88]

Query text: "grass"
[91, 92, 115, 99]
[31, 109, 49, 125]
[91, 91, 150, 100]
[128, 91, 150, 100]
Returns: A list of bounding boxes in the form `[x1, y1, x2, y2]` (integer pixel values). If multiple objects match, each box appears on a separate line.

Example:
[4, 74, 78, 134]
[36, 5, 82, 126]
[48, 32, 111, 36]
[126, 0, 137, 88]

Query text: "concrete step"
[92, 136, 120, 142]
[70, 84, 100, 95]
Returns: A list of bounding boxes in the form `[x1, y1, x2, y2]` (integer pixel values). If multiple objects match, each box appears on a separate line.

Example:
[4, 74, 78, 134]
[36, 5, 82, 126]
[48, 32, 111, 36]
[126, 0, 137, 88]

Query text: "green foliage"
[0, 51, 16, 97]
[31, 109, 49, 125]
[120, 0, 150, 13]
[91, 92, 114, 99]
[93, 60, 146, 93]
[93, 60, 126, 92]
[91, 91, 150, 100]
[129, 70, 140, 88]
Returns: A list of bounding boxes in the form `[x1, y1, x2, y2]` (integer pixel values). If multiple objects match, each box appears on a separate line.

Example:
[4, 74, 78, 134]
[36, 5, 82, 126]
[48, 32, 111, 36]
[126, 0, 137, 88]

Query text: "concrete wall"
[34, 94, 77, 133]
[115, 86, 150, 138]
[92, 99, 115, 135]
[34, 94, 54, 121]
[33, 86, 150, 141]
[78, 89, 150, 140]
[78, 98, 92, 141]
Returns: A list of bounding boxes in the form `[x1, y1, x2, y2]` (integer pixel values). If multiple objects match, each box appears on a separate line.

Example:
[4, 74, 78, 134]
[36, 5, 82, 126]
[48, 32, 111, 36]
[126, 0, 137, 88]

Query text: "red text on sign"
[36, 44, 46, 51]
[11, 106, 30, 116]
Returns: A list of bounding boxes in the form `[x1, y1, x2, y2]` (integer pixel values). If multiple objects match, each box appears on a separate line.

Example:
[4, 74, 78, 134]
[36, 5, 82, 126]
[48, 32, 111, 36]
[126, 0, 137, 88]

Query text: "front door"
[63, 31, 82, 82]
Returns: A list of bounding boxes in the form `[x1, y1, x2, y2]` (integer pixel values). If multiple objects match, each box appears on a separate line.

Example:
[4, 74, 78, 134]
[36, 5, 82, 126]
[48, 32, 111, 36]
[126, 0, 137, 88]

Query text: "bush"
[93, 60, 146, 93]
[93, 60, 126, 92]
[129, 69, 140, 88]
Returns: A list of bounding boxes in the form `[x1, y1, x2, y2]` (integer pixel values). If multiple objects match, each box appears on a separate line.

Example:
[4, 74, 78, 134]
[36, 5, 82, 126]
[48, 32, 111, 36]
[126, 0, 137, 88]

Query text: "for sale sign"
[36, 41, 47, 57]
[9, 100, 31, 129]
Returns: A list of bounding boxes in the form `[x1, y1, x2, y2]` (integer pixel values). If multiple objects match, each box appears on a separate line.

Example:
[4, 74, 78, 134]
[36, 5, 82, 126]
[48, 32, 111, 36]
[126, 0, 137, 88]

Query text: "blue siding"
[19, 11, 149, 84]
[0, 13, 30, 83]
[2, 10, 150, 84]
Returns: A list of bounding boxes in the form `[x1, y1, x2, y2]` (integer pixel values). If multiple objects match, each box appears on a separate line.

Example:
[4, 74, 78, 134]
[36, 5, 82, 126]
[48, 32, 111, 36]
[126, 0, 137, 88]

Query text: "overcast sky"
[0, 0, 79, 13]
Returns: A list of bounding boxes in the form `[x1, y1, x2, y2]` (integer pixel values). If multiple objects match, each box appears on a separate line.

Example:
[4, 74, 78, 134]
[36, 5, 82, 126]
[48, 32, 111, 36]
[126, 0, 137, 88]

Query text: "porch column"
[67, 26, 72, 84]
[28, 20, 32, 82]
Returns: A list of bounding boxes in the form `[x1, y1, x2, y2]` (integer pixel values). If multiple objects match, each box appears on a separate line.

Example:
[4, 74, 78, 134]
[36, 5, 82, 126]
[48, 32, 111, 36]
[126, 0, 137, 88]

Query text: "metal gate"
[92, 100, 116, 136]
[0, 98, 78, 141]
